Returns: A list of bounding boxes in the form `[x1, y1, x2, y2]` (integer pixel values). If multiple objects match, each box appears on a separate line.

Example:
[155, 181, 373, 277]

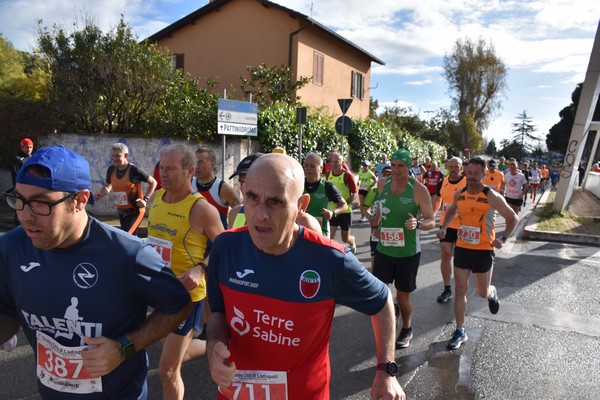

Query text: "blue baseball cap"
[16, 145, 95, 204]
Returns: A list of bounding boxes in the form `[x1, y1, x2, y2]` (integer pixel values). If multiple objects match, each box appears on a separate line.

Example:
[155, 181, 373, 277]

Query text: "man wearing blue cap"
[371, 149, 435, 349]
[0, 145, 191, 399]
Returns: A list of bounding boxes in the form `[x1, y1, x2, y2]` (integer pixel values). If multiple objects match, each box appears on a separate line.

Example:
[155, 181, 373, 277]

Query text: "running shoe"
[2, 335, 17, 352]
[447, 329, 468, 350]
[349, 241, 357, 254]
[396, 328, 413, 348]
[437, 288, 453, 303]
[488, 285, 500, 314]
[359, 216, 367, 222]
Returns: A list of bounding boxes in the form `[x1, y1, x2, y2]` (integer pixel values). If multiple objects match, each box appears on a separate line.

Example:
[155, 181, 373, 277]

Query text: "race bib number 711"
[219, 370, 288, 400]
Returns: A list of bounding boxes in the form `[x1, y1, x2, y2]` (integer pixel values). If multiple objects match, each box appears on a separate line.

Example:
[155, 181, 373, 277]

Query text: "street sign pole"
[337, 99, 353, 157]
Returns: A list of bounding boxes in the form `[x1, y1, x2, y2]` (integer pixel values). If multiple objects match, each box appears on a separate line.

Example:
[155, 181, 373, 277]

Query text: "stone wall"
[0, 133, 260, 215]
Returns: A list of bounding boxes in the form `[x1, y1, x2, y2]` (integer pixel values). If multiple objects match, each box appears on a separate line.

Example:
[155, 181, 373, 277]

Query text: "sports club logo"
[73, 263, 98, 289]
[299, 270, 320, 299]
[230, 306, 250, 336]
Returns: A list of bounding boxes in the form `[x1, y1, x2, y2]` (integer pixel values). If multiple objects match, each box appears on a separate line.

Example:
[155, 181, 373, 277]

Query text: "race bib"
[147, 235, 173, 267]
[113, 191, 129, 206]
[380, 227, 405, 247]
[458, 225, 481, 245]
[219, 370, 288, 400]
[36, 331, 102, 394]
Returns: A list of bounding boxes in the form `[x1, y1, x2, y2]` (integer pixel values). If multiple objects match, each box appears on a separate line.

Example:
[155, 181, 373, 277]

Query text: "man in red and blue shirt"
[206, 153, 405, 400]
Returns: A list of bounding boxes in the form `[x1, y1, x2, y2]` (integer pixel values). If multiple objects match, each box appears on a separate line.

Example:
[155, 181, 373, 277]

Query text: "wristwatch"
[117, 336, 136, 360]
[331, 210, 337, 218]
[416, 220, 421, 229]
[143, 196, 150, 202]
[376, 361, 399, 377]
[499, 235, 507, 243]
[198, 262, 209, 271]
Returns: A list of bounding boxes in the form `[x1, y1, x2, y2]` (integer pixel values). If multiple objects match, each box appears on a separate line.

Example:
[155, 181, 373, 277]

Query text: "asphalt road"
[2, 200, 599, 399]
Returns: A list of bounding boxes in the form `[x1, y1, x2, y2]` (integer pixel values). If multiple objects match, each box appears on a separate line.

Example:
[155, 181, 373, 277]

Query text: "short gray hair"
[110, 143, 129, 154]
[304, 152, 323, 166]
[161, 143, 196, 170]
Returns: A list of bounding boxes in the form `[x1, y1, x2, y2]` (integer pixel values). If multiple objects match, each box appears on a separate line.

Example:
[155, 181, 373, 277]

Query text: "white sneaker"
[2, 335, 17, 352]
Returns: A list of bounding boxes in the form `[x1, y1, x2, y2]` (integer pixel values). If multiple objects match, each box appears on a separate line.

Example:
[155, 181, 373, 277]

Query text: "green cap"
[390, 149, 412, 166]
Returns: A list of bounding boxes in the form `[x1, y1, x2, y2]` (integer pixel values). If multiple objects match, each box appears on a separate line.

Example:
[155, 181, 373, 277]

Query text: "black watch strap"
[376, 361, 399, 377]
[117, 336, 136, 360]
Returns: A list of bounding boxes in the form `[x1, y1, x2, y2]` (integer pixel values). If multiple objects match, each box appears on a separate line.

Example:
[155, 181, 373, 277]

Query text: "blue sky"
[1, 0, 598, 148]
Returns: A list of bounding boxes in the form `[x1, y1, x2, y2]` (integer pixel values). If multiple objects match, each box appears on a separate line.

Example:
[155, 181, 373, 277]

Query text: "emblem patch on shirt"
[299, 270, 320, 299]
[73, 263, 98, 289]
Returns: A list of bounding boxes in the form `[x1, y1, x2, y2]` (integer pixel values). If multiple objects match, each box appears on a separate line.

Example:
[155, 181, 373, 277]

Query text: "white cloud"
[405, 78, 433, 86]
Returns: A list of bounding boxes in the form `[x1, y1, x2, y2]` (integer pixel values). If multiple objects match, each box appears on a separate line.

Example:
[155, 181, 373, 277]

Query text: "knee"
[440, 249, 452, 261]
[454, 281, 468, 296]
[158, 360, 179, 383]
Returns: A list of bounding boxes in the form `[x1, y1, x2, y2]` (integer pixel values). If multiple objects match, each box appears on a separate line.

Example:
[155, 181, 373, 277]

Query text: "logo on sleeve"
[299, 270, 320, 299]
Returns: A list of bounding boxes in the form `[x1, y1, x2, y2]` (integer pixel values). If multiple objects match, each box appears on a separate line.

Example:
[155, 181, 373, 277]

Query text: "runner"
[148, 144, 225, 400]
[195, 147, 242, 228]
[529, 162, 542, 203]
[482, 159, 505, 194]
[432, 157, 466, 303]
[372, 149, 435, 348]
[94, 143, 157, 235]
[358, 161, 377, 222]
[326, 152, 358, 252]
[504, 160, 528, 214]
[206, 153, 405, 399]
[437, 157, 518, 350]
[302, 152, 348, 238]
[0, 145, 191, 399]
[423, 161, 444, 202]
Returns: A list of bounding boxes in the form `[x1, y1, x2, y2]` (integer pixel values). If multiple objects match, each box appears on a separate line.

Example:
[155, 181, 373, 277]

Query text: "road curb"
[521, 189, 600, 247]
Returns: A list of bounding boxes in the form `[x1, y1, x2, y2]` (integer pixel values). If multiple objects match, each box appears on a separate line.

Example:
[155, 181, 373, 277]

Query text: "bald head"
[243, 153, 309, 255]
[247, 153, 305, 200]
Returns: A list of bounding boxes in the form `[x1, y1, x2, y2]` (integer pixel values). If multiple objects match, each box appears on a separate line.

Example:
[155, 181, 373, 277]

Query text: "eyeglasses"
[3, 187, 79, 216]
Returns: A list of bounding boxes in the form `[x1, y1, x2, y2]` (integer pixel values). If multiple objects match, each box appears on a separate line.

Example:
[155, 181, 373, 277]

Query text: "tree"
[0, 34, 54, 167]
[369, 96, 379, 119]
[443, 37, 508, 152]
[240, 64, 310, 109]
[376, 102, 429, 140]
[0, 34, 49, 101]
[510, 110, 539, 157]
[485, 138, 497, 156]
[499, 140, 525, 160]
[37, 17, 174, 133]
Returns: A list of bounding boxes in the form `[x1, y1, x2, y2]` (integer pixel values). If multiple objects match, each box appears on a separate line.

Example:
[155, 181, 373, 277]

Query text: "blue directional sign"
[217, 99, 258, 136]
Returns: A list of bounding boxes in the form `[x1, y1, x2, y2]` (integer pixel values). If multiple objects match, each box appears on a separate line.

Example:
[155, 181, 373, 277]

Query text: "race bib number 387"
[219, 370, 288, 400]
[36, 331, 102, 394]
